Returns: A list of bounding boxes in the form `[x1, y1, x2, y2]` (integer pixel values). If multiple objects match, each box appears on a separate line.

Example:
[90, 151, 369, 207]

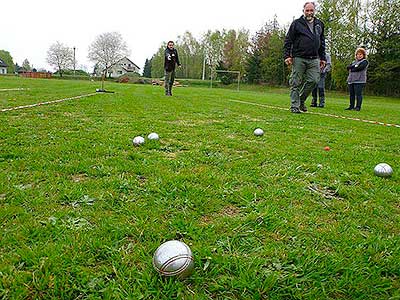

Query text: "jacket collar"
[299, 16, 318, 38]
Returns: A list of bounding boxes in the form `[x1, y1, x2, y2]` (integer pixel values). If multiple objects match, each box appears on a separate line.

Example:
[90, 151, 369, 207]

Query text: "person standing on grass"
[283, 1, 326, 113]
[164, 41, 181, 96]
[345, 47, 369, 111]
[311, 52, 331, 108]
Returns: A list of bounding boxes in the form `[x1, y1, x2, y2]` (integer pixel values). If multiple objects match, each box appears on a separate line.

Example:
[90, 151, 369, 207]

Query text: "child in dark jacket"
[345, 47, 368, 111]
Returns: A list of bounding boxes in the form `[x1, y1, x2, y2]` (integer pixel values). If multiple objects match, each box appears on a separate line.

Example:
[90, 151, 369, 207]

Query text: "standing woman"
[345, 47, 369, 111]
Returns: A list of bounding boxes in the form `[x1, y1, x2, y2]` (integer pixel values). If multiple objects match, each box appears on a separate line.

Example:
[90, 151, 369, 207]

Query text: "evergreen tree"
[247, 17, 287, 85]
[260, 30, 287, 85]
[143, 58, 152, 78]
[246, 51, 262, 83]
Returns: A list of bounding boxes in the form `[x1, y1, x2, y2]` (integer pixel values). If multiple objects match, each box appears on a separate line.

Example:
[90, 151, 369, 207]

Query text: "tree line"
[144, 0, 399, 96]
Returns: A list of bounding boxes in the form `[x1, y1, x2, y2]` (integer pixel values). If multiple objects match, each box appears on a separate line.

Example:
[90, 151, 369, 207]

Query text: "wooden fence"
[20, 71, 52, 78]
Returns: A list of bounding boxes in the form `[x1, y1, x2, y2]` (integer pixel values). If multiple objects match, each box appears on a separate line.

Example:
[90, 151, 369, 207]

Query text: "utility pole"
[202, 54, 206, 80]
[73, 47, 76, 76]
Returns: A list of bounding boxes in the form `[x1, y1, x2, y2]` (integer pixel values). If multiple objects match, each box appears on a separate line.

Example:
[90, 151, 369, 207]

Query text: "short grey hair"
[303, 2, 316, 8]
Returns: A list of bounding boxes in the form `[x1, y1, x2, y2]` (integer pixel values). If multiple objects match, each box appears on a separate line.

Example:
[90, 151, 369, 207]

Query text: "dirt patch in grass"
[71, 173, 88, 182]
[218, 205, 241, 217]
[200, 205, 241, 225]
[164, 152, 177, 159]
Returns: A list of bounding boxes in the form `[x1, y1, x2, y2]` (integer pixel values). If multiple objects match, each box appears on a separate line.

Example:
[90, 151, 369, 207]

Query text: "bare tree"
[88, 32, 130, 89]
[46, 42, 74, 77]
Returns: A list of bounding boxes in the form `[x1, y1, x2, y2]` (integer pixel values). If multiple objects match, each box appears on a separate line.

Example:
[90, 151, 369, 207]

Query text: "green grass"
[0, 76, 399, 299]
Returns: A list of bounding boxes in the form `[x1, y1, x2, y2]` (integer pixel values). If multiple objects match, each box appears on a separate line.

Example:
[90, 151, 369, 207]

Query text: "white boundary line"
[227, 99, 400, 128]
[0, 88, 30, 91]
[0, 93, 99, 113]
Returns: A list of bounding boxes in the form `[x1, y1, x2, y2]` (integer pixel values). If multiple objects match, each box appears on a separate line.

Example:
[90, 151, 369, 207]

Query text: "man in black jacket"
[164, 41, 181, 96]
[284, 2, 326, 113]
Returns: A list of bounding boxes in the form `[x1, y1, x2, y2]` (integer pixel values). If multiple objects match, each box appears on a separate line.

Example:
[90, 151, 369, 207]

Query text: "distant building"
[0, 58, 8, 74]
[94, 57, 140, 78]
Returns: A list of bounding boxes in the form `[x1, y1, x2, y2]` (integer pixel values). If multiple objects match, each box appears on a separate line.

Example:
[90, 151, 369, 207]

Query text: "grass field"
[1, 76, 399, 299]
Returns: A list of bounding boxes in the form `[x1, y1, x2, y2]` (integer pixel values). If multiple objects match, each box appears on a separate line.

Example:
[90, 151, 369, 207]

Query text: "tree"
[22, 59, 31, 71]
[364, 0, 400, 96]
[88, 32, 130, 88]
[246, 26, 271, 83]
[247, 18, 287, 85]
[143, 58, 152, 78]
[175, 31, 203, 79]
[148, 45, 165, 78]
[222, 29, 250, 77]
[318, 0, 365, 90]
[46, 41, 74, 77]
[246, 51, 262, 83]
[202, 30, 226, 79]
[0, 50, 14, 73]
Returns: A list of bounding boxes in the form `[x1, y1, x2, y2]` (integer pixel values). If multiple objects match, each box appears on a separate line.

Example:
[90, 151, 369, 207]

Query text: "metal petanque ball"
[374, 163, 393, 177]
[153, 240, 194, 278]
[254, 128, 264, 136]
[132, 136, 145, 146]
[148, 132, 159, 140]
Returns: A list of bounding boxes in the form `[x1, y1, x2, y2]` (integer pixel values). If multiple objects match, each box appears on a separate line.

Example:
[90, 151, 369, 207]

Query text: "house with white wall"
[0, 58, 8, 74]
[94, 57, 140, 78]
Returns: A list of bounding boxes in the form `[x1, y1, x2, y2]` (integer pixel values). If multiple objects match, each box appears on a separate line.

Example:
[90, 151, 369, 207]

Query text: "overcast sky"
[1, 0, 304, 73]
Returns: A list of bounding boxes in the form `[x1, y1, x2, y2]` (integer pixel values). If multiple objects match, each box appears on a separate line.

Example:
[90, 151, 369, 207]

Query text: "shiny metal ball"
[254, 128, 264, 136]
[132, 136, 145, 146]
[148, 132, 159, 140]
[153, 240, 194, 278]
[374, 163, 393, 177]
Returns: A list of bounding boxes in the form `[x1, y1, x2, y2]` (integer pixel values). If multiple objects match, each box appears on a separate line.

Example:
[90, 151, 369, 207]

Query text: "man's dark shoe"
[345, 107, 354, 110]
[354, 107, 360, 111]
[310, 101, 317, 107]
[299, 104, 308, 112]
[318, 104, 325, 108]
[290, 108, 302, 113]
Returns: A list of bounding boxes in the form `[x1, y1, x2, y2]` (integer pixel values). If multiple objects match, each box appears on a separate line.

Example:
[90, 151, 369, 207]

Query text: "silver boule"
[254, 128, 264, 136]
[148, 132, 159, 140]
[132, 136, 145, 146]
[374, 163, 393, 177]
[153, 240, 194, 278]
